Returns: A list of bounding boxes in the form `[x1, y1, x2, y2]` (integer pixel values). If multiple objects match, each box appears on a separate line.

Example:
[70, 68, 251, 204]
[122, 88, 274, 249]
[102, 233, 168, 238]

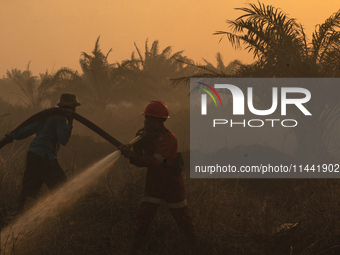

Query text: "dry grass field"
[1, 104, 340, 255]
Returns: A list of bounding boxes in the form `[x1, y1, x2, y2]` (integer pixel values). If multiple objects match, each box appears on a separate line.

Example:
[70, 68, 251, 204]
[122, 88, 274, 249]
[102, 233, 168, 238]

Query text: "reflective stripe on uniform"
[142, 196, 162, 204]
[167, 199, 187, 208]
[153, 153, 165, 163]
[142, 197, 187, 208]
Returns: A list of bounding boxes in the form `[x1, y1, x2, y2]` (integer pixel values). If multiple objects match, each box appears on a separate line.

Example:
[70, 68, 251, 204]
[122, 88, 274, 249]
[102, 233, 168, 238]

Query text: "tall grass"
[1, 102, 340, 254]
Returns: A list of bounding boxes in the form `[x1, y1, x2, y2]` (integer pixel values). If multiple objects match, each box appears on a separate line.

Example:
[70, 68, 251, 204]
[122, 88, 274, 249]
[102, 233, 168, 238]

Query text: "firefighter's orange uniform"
[123, 101, 195, 238]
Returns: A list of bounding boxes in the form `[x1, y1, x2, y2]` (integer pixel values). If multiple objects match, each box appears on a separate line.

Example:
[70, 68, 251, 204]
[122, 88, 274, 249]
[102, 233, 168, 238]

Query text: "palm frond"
[150, 40, 159, 57]
[134, 42, 144, 65]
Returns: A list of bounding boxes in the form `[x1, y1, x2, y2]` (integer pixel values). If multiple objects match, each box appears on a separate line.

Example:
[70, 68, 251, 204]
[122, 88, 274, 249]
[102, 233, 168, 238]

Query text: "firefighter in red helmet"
[119, 101, 196, 251]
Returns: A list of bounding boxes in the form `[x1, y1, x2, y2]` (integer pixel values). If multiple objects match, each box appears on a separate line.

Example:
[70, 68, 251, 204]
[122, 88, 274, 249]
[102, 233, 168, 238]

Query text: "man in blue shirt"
[5, 93, 80, 211]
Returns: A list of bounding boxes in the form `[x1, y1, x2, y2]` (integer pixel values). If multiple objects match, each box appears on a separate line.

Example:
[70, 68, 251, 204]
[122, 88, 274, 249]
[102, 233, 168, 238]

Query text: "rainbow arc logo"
[196, 82, 222, 107]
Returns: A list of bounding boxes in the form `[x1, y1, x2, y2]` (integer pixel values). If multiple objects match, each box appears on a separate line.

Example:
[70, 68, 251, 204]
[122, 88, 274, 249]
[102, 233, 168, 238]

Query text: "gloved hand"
[137, 129, 156, 139]
[119, 144, 131, 159]
[137, 130, 148, 138]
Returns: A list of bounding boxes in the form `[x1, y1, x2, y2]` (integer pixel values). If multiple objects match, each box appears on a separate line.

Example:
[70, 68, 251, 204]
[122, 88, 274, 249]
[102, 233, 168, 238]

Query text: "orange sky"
[1, 0, 339, 77]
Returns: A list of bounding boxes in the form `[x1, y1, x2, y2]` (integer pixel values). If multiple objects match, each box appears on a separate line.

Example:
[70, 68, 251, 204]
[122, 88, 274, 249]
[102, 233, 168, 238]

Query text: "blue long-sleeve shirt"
[10, 114, 73, 160]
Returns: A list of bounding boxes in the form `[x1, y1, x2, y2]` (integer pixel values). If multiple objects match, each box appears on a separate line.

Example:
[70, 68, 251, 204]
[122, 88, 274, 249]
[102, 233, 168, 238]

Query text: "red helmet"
[141, 101, 170, 118]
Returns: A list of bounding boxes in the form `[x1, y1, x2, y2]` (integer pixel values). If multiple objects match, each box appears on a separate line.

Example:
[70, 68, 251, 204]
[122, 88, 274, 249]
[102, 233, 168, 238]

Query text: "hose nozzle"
[126, 135, 143, 148]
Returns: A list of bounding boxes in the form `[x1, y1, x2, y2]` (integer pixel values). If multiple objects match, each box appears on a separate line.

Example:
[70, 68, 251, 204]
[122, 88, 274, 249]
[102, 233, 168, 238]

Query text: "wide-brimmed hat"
[57, 93, 81, 107]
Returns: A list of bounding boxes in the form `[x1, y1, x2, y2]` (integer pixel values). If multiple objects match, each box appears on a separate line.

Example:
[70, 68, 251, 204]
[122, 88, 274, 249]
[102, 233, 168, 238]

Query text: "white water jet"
[1, 150, 121, 254]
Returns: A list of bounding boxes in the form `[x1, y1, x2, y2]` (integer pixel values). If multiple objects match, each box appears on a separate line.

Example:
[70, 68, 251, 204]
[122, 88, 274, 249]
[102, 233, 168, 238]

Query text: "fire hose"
[0, 107, 135, 150]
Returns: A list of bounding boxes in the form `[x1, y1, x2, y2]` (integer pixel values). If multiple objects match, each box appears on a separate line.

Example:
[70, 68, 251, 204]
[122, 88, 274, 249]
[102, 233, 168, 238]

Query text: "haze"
[1, 0, 339, 76]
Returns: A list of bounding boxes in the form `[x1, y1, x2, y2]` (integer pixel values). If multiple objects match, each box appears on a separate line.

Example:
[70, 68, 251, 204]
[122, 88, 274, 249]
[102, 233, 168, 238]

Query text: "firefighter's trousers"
[134, 197, 195, 236]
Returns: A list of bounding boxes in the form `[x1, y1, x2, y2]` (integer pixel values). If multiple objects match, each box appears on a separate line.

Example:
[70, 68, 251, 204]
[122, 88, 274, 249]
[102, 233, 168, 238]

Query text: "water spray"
[0, 135, 142, 255]
[0, 106, 145, 254]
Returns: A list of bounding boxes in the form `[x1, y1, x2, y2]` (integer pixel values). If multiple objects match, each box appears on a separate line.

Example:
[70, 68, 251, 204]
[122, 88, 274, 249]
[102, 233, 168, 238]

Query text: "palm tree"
[6, 62, 52, 108]
[38, 67, 83, 106]
[196, 53, 242, 77]
[214, 1, 340, 159]
[206, 53, 242, 75]
[78, 36, 116, 108]
[131, 39, 194, 82]
[121, 39, 196, 104]
[214, 1, 340, 78]
[49, 37, 127, 109]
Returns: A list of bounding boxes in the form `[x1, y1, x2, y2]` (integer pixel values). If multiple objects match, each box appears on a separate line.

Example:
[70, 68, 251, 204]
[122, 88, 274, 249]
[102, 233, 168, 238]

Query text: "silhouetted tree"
[38, 67, 83, 106]
[49, 37, 129, 109]
[120, 39, 196, 104]
[78, 36, 116, 108]
[171, 54, 242, 86]
[215, 1, 340, 78]
[214, 1, 340, 159]
[6, 62, 52, 108]
[132, 39, 193, 80]
[197, 53, 242, 76]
